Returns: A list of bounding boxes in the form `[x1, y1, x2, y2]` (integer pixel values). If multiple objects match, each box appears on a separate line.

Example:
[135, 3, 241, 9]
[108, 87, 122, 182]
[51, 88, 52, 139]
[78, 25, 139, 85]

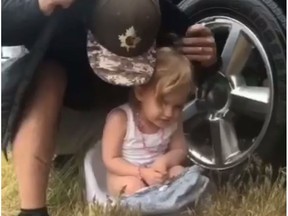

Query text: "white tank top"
[118, 104, 178, 167]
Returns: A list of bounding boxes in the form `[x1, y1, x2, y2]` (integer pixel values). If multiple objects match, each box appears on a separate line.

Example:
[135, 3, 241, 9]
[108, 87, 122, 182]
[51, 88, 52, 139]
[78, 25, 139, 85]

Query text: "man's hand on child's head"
[177, 24, 217, 67]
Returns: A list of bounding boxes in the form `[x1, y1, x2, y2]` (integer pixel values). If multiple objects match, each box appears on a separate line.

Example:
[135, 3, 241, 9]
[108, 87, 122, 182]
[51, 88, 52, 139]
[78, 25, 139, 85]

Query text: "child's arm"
[102, 109, 140, 177]
[153, 120, 188, 170]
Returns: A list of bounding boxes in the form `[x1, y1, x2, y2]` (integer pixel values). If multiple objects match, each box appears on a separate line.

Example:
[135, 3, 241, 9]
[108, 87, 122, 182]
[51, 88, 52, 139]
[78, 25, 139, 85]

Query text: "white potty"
[83, 143, 115, 204]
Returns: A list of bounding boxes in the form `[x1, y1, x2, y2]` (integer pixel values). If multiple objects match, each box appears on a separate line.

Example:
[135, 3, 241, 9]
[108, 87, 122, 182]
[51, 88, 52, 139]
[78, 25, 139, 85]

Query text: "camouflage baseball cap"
[87, 0, 161, 86]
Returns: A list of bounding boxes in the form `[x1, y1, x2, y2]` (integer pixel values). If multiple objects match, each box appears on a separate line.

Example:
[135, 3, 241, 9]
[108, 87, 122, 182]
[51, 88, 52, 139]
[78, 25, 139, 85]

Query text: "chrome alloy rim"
[183, 16, 274, 170]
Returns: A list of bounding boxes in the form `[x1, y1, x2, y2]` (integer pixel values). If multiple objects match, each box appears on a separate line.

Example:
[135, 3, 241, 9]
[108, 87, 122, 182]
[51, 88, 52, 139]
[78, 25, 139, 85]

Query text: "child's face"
[139, 87, 188, 128]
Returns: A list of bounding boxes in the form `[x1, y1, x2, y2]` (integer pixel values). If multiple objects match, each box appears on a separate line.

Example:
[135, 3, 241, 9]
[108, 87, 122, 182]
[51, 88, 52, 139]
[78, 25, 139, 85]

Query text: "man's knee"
[22, 60, 68, 111]
[37, 60, 67, 96]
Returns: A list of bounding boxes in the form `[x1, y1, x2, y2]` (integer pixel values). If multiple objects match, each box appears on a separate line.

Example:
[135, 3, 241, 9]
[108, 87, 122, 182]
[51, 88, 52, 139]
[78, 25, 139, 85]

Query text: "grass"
[2, 156, 286, 216]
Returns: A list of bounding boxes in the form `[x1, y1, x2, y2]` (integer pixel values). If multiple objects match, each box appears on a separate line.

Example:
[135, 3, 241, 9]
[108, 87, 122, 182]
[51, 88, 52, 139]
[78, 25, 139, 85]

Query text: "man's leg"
[12, 61, 66, 210]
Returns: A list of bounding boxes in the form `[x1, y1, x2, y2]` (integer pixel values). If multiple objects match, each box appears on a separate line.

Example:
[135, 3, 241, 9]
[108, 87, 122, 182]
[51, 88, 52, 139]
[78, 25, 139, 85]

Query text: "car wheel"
[178, 0, 286, 170]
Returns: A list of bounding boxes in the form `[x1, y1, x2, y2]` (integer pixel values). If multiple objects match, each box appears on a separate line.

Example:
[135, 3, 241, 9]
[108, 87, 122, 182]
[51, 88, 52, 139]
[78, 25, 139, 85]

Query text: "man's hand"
[178, 24, 217, 67]
[39, 0, 75, 16]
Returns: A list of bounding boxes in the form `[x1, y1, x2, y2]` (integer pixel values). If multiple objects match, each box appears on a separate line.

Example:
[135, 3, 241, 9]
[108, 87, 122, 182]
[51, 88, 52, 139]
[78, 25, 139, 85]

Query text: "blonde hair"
[143, 47, 194, 101]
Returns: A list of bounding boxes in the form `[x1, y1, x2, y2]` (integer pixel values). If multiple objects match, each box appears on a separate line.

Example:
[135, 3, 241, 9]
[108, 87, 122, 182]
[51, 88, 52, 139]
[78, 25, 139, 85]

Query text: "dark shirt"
[2, 0, 192, 109]
[2, 0, 190, 47]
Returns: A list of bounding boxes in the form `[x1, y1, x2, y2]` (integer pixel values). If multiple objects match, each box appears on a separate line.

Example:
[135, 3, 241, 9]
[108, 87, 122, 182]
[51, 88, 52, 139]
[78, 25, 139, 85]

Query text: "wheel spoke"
[209, 117, 240, 165]
[221, 24, 254, 81]
[182, 100, 199, 122]
[230, 86, 270, 119]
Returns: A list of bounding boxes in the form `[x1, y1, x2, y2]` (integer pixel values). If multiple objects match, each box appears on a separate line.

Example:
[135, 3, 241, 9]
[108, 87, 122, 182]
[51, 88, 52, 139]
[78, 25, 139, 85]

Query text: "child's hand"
[141, 168, 167, 186]
[150, 158, 169, 176]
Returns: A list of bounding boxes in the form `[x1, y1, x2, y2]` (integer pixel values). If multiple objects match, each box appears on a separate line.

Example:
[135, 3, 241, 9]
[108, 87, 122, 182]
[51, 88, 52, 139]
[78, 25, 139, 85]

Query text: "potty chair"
[83, 143, 215, 215]
[83, 142, 114, 205]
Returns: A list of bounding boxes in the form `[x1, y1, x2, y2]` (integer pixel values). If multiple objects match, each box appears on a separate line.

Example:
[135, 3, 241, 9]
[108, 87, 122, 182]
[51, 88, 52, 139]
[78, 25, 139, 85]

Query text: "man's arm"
[158, 0, 220, 70]
[158, 0, 190, 37]
[157, 0, 190, 47]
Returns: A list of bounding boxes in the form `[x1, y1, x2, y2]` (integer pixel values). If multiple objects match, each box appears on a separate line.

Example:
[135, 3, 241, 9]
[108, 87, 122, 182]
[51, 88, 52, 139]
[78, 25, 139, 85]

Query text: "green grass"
[2, 156, 286, 216]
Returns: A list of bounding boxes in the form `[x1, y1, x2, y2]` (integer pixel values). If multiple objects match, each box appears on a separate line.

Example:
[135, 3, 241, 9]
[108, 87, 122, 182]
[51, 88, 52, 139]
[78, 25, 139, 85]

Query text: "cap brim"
[87, 31, 156, 86]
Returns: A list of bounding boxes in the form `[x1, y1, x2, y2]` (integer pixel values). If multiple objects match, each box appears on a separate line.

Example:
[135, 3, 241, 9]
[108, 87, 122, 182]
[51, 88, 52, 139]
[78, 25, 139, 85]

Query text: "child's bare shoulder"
[106, 108, 127, 125]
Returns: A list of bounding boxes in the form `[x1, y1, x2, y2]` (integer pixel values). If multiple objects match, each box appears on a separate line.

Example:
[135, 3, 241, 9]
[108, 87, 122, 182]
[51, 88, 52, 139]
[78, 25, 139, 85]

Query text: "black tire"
[178, 0, 286, 167]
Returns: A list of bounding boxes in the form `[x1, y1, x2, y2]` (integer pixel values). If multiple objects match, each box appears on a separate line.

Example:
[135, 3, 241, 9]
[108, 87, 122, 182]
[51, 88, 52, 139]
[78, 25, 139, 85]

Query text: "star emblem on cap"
[118, 26, 141, 52]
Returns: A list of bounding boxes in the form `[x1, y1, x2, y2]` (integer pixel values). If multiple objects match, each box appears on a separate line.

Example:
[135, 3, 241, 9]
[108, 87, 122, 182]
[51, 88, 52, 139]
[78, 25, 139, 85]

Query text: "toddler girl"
[102, 47, 195, 196]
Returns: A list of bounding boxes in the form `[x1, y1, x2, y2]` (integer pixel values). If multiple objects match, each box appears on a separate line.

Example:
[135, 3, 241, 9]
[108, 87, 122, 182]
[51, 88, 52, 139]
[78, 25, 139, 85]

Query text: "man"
[2, 0, 218, 215]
